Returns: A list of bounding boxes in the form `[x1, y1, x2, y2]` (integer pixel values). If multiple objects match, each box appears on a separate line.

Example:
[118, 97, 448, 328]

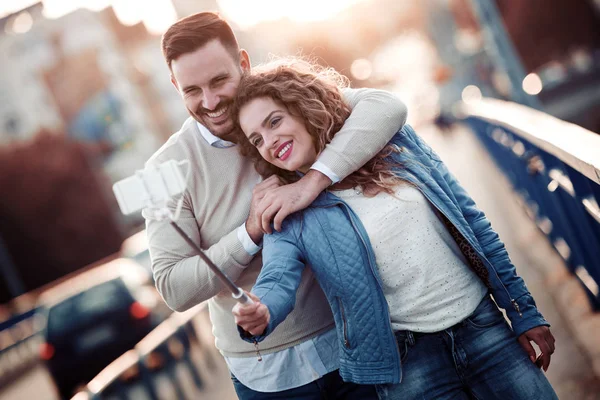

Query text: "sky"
[0, 0, 178, 34]
[0, 0, 368, 33]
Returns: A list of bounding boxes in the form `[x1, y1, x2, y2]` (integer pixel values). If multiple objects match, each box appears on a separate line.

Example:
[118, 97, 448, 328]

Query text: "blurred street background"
[0, 0, 599, 399]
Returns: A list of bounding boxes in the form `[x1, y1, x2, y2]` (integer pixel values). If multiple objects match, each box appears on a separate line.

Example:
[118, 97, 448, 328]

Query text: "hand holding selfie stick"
[113, 160, 253, 305]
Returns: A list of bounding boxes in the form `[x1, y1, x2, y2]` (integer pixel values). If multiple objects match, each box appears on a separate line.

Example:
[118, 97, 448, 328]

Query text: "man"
[144, 12, 407, 399]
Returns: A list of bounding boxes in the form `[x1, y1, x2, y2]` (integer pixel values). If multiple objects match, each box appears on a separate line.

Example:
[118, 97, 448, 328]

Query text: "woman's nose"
[265, 134, 279, 149]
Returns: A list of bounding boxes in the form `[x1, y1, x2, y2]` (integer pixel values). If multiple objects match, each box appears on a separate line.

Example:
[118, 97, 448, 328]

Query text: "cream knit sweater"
[144, 88, 407, 357]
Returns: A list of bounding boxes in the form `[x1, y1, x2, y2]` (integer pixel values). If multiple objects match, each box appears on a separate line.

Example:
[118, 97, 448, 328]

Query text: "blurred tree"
[0, 132, 124, 304]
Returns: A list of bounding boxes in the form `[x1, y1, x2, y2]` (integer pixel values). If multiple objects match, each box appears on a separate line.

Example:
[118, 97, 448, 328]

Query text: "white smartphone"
[112, 159, 188, 215]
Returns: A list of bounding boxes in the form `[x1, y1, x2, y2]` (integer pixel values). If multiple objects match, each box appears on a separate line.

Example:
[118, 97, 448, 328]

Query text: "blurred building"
[0, 2, 188, 183]
[0, 2, 197, 306]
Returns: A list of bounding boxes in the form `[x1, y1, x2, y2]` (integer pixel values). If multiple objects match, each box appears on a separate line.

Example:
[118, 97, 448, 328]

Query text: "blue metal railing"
[0, 308, 42, 387]
[72, 304, 216, 400]
[461, 99, 600, 309]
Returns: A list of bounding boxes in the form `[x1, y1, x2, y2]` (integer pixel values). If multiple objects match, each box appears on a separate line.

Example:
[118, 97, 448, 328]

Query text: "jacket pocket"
[337, 297, 351, 349]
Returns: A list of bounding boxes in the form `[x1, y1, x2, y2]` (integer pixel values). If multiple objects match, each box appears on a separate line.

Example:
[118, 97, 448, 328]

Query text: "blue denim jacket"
[242, 125, 549, 385]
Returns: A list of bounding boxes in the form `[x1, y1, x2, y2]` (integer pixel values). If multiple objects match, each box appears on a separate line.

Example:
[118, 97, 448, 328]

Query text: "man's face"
[171, 39, 250, 140]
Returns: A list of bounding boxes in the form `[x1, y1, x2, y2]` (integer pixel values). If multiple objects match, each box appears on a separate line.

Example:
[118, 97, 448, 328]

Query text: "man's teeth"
[207, 106, 228, 118]
[278, 143, 292, 158]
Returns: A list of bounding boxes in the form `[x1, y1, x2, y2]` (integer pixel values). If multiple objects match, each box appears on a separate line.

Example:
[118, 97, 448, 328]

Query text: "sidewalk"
[419, 123, 600, 399]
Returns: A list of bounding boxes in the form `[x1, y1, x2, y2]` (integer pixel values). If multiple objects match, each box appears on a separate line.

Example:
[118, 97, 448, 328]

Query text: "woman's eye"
[270, 117, 281, 128]
[251, 137, 262, 147]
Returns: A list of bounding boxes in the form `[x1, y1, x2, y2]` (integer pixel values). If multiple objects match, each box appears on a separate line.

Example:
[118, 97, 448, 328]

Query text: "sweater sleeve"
[143, 161, 254, 313]
[315, 87, 408, 180]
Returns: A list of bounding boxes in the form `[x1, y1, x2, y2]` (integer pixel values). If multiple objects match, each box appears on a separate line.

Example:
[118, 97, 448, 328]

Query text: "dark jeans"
[376, 295, 558, 400]
[231, 369, 377, 400]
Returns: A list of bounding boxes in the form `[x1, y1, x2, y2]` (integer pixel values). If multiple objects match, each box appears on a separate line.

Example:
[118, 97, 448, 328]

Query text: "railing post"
[0, 235, 26, 299]
[137, 357, 161, 400]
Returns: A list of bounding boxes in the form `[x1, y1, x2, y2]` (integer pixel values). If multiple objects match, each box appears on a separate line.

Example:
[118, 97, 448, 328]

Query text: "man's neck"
[195, 121, 237, 146]
[217, 131, 238, 143]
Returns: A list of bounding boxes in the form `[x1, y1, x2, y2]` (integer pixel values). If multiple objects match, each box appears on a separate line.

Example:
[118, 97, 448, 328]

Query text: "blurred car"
[35, 258, 170, 399]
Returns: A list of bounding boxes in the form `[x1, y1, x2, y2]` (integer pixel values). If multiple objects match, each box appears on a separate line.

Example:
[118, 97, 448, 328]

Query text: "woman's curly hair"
[233, 59, 403, 196]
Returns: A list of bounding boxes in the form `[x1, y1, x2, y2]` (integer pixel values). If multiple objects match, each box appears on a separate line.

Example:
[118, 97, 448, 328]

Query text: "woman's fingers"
[517, 335, 537, 363]
[244, 322, 268, 336]
[232, 299, 270, 334]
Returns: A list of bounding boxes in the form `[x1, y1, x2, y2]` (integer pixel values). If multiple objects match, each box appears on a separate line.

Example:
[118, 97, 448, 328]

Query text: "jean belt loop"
[407, 331, 415, 346]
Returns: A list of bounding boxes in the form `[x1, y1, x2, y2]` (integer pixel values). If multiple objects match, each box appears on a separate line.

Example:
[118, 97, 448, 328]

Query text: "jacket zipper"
[253, 339, 263, 362]
[324, 200, 402, 381]
[337, 297, 350, 348]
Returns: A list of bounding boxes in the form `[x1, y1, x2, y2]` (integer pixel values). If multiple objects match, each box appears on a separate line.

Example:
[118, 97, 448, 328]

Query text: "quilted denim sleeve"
[408, 127, 549, 336]
[244, 221, 307, 343]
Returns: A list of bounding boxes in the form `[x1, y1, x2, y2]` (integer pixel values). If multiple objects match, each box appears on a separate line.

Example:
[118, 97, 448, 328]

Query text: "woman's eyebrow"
[261, 110, 282, 127]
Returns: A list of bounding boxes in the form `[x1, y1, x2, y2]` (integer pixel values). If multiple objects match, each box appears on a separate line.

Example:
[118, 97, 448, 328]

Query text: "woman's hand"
[232, 292, 270, 336]
[517, 326, 556, 372]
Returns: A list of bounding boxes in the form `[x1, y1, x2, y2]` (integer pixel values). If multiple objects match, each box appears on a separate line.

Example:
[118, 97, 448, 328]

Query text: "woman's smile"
[276, 141, 293, 160]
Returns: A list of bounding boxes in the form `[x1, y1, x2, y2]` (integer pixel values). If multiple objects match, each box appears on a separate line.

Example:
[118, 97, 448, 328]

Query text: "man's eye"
[213, 76, 228, 86]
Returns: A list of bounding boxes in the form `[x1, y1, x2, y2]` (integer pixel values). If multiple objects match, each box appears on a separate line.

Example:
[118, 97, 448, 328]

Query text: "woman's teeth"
[278, 143, 292, 158]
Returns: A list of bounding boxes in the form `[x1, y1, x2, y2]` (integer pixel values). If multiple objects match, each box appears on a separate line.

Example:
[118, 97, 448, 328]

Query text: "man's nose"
[201, 90, 220, 111]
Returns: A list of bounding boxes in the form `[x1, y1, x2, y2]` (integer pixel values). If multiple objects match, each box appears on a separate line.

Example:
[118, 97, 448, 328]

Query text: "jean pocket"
[394, 334, 410, 363]
[375, 383, 389, 399]
[465, 299, 505, 329]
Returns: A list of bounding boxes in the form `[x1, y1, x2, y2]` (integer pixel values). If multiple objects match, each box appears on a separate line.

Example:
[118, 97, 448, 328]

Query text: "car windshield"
[47, 280, 131, 336]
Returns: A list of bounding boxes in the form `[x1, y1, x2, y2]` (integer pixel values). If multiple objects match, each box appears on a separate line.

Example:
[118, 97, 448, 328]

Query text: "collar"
[196, 121, 236, 148]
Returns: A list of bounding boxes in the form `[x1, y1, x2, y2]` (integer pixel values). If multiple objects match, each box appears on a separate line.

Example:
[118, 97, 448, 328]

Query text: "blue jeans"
[231, 369, 377, 400]
[376, 296, 558, 400]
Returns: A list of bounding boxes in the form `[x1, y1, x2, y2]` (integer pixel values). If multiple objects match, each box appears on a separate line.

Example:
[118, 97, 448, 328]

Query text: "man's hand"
[246, 175, 284, 244]
[256, 170, 332, 234]
[232, 292, 270, 336]
[517, 326, 555, 372]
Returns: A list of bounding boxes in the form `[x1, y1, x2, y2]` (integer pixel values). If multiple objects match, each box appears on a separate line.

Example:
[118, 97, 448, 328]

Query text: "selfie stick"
[112, 161, 253, 305]
[167, 219, 253, 304]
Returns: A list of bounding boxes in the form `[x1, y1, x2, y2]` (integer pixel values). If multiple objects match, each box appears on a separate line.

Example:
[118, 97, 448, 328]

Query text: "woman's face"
[238, 96, 318, 173]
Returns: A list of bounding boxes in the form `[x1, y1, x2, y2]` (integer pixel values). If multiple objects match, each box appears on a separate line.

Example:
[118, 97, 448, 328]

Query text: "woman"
[231, 60, 558, 400]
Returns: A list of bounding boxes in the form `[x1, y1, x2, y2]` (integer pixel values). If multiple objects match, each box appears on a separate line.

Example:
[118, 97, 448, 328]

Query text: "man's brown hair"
[161, 12, 240, 69]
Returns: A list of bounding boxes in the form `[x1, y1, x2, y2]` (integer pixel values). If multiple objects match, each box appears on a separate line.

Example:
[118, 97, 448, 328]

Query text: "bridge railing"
[72, 303, 214, 400]
[460, 98, 600, 309]
[0, 308, 42, 387]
